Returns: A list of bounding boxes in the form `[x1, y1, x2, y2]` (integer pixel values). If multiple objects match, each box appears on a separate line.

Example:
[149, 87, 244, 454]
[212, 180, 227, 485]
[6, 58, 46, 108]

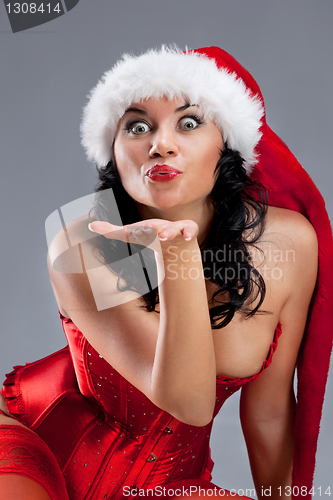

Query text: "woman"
[0, 46, 331, 500]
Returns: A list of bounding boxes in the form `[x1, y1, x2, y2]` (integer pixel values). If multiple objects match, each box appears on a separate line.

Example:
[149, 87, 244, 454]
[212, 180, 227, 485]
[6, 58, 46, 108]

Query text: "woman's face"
[114, 96, 224, 215]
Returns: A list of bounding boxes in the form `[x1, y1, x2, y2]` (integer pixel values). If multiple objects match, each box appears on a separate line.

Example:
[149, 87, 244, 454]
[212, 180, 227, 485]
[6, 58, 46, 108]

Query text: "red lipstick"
[146, 164, 182, 182]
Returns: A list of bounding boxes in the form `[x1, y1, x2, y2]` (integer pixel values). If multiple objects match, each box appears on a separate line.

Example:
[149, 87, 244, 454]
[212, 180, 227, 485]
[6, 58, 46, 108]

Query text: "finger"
[89, 221, 160, 250]
[181, 224, 198, 241]
[158, 224, 182, 241]
[130, 226, 158, 247]
[88, 221, 121, 236]
[88, 221, 130, 243]
[172, 220, 199, 241]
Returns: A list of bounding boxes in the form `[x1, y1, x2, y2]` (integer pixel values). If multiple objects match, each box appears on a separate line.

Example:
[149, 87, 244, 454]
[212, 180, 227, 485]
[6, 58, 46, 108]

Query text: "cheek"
[114, 139, 146, 169]
[198, 145, 222, 192]
[113, 140, 128, 170]
[201, 144, 222, 176]
[114, 142, 138, 182]
[198, 128, 223, 167]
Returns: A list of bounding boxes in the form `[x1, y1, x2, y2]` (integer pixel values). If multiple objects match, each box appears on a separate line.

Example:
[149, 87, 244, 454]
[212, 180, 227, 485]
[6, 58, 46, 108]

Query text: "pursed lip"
[145, 164, 182, 180]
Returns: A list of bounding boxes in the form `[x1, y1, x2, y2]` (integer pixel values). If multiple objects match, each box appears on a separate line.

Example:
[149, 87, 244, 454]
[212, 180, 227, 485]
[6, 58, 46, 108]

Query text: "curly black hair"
[93, 145, 268, 328]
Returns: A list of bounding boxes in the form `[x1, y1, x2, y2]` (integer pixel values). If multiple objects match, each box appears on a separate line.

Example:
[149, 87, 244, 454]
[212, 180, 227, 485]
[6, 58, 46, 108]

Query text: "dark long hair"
[94, 146, 268, 328]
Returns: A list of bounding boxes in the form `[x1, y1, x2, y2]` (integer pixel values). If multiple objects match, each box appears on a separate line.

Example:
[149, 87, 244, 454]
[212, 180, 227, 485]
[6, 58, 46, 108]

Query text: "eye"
[128, 121, 151, 135]
[178, 115, 203, 131]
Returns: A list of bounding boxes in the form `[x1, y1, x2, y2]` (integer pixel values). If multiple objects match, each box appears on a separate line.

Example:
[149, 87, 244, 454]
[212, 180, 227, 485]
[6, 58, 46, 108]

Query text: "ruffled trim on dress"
[1, 365, 26, 424]
[1, 346, 79, 430]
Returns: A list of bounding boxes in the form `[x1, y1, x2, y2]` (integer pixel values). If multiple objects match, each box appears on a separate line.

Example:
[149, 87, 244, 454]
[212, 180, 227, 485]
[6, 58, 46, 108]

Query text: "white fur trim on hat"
[81, 46, 264, 172]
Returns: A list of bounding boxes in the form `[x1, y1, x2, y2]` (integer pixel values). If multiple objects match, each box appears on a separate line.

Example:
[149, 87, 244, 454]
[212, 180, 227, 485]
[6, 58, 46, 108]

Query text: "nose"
[149, 128, 178, 158]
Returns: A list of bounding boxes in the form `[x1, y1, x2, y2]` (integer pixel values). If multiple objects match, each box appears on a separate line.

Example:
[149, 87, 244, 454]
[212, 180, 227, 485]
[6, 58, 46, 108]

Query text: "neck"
[136, 198, 216, 246]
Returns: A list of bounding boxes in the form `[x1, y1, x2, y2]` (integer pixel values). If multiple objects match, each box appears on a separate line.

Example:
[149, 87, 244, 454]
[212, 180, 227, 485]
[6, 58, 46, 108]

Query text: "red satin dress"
[0, 314, 282, 499]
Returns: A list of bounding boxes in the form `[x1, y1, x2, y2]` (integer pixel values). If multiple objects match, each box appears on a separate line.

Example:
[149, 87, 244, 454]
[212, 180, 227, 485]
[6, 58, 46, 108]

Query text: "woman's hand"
[88, 218, 199, 247]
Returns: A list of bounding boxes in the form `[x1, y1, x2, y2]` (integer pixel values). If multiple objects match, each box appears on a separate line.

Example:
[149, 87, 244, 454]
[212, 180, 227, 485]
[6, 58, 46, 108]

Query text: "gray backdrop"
[0, 0, 332, 493]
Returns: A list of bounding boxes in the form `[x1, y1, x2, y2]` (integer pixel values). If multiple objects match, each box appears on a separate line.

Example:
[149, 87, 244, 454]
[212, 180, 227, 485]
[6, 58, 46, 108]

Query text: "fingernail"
[143, 227, 153, 232]
[184, 237, 192, 241]
[88, 223, 96, 233]
[159, 237, 168, 241]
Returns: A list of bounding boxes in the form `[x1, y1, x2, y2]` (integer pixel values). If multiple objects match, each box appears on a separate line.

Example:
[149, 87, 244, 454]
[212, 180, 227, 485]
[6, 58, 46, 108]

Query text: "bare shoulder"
[249, 205, 317, 279]
[240, 208, 318, 417]
[47, 214, 101, 272]
[265, 206, 318, 252]
[246, 206, 318, 330]
[259, 206, 318, 279]
[47, 214, 142, 318]
[262, 206, 318, 347]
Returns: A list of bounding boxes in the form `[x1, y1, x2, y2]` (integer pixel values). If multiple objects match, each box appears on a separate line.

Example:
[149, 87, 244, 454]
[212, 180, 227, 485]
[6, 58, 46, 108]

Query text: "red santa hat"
[81, 46, 333, 497]
[81, 46, 264, 171]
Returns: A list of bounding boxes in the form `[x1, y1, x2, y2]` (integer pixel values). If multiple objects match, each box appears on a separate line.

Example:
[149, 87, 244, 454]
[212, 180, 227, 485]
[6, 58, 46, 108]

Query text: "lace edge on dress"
[0, 424, 69, 500]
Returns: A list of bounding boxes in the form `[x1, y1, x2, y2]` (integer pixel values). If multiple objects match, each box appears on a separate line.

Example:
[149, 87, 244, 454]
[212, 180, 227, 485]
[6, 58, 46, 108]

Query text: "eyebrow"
[123, 106, 148, 116]
[122, 103, 200, 117]
[175, 103, 199, 112]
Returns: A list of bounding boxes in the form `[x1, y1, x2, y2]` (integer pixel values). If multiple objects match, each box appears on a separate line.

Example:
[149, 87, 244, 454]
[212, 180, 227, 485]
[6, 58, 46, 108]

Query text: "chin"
[135, 193, 185, 215]
[148, 192, 185, 210]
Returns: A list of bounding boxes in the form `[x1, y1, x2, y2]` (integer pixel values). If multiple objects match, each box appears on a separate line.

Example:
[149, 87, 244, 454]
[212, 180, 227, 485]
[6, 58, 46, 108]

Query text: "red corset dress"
[0, 315, 282, 500]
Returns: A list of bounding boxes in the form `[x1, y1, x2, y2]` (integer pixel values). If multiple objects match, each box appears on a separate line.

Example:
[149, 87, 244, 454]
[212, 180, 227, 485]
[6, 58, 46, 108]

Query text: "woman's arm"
[151, 232, 216, 425]
[240, 210, 318, 499]
[48, 218, 216, 426]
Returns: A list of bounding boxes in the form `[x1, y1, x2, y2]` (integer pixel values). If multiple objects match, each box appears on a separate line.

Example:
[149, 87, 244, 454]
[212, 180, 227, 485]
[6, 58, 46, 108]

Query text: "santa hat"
[82, 46, 333, 497]
[81, 46, 264, 171]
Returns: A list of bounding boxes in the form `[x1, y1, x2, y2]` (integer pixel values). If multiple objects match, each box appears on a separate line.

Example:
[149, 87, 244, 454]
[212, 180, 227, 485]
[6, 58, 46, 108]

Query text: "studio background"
[0, 0, 332, 492]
